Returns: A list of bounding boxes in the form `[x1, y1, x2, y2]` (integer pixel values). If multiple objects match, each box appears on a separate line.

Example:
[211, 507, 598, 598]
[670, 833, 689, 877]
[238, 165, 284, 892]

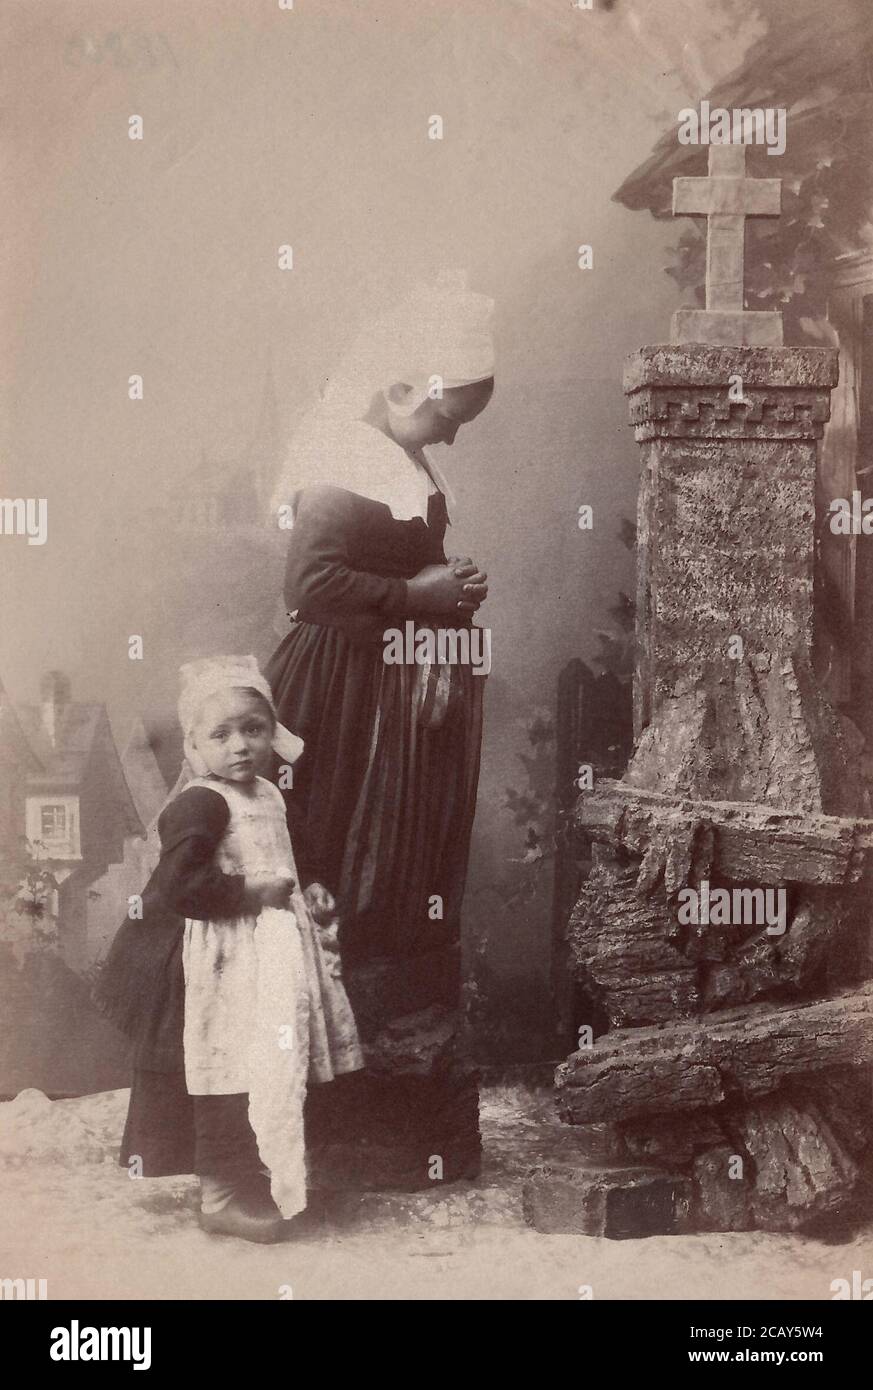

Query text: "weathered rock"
[626, 655, 868, 818]
[523, 1160, 691, 1238]
[739, 1095, 860, 1230]
[692, 1146, 752, 1231]
[692, 1145, 756, 1234]
[807, 1067, 873, 1157]
[360, 1005, 460, 1076]
[555, 334, 872, 1237]
[556, 985, 873, 1126]
[568, 843, 865, 1027]
[559, 1122, 628, 1163]
[568, 857, 698, 1027]
[688, 1077, 870, 1234]
[577, 784, 873, 888]
[702, 889, 862, 1010]
[622, 1112, 727, 1168]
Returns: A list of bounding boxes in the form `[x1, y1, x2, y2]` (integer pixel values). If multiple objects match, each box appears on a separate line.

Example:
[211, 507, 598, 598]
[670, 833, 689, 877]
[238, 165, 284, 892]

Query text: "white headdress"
[177, 655, 304, 776]
[136, 657, 304, 885]
[271, 270, 495, 522]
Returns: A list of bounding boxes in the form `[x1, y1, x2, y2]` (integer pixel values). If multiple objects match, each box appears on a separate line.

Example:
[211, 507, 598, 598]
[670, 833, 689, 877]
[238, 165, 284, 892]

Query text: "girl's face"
[385, 378, 494, 451]
[189, 688, 275, 784]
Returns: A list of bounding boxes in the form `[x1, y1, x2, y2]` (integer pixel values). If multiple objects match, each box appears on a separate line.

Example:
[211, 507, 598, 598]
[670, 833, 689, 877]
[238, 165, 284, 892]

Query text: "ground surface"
[0, 1083, 870, 1301]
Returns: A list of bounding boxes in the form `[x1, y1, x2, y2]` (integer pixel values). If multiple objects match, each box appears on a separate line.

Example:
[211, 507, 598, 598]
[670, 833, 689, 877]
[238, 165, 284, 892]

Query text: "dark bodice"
[284, 484, 450, 643]
[267, 480, 484, 963]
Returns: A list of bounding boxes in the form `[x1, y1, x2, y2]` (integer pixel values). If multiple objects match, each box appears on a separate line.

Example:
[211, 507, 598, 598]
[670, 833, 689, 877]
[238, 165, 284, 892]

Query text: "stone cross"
[671, 143, 783, 347]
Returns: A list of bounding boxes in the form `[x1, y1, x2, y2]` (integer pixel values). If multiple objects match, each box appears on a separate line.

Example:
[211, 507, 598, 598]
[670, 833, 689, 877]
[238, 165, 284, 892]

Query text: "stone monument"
[525, 142, 873, 1237]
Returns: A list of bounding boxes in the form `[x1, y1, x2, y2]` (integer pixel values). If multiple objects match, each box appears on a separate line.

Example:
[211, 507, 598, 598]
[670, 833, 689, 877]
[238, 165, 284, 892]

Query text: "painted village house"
[0, 362, 281, 1097]
[0, 671, 167, 973]
[0, 361, 284, 985]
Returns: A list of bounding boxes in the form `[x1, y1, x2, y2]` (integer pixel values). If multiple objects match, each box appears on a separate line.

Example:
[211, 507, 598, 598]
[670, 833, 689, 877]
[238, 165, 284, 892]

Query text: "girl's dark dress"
[96, 784, 316, 1178]
[266, 481, 484, 989]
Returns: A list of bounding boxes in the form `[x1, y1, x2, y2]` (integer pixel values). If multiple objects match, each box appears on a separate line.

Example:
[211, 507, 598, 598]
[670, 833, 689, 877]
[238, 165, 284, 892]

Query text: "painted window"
[40, 804, 67, 839]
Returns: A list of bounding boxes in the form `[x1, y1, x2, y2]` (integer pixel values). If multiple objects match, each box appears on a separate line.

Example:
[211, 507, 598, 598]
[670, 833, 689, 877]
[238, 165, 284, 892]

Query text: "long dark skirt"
[120, 1069, 263, 1181]
[266, 621, 484, 964]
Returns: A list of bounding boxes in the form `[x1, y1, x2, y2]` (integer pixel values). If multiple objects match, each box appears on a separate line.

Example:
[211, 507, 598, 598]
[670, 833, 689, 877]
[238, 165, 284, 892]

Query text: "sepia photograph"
[1, 0, 872, 1337]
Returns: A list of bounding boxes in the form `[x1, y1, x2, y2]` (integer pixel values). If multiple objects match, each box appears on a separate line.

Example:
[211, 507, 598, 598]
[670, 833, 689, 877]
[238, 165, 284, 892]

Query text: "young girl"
[97, 655, 363, 1243]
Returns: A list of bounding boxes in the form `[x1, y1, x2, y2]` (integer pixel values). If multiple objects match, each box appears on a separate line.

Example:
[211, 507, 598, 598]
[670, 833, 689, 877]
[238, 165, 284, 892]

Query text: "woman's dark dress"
[266, 481, 484, 976]
[268, 483, 483, 984]
[267, 477, 485, 1185]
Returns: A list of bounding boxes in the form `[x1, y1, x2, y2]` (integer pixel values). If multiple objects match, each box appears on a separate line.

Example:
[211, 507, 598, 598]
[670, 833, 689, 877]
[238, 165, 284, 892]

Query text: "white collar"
[274, 414, 457, 525]
[321, 421, 455, 524]
[404, 444, 457, 526]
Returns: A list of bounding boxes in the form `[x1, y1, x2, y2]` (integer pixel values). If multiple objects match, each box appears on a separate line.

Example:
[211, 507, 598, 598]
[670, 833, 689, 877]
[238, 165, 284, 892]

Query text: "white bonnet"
[179, 655, 304, 769]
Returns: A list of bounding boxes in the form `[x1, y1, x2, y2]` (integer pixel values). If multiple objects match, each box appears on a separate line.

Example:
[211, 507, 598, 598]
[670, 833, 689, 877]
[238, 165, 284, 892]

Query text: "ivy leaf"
[503, 787, 542, 824]
[619, 516, 637, 551]
[608, 592, 636, 633]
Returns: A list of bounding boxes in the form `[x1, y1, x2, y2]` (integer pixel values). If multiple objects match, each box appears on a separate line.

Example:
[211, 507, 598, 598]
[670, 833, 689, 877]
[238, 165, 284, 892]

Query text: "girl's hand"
[304, 882, 342, 968]
[303, 881, 336, 926]
[407, 562, 488, 616]
[247, 874, 296, 910]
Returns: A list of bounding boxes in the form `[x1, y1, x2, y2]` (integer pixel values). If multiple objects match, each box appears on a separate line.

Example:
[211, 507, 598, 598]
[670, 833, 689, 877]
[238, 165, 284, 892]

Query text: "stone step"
[523, 1160, 691, 1238]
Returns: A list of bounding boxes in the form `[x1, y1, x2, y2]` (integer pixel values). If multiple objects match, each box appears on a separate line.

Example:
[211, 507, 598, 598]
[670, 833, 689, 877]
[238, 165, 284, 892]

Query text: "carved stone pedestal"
[527, 345, 873, 1236]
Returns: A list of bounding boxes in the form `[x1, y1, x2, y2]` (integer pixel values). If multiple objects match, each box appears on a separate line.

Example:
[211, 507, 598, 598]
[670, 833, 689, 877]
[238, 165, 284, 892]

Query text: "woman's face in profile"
[386, 377, 494, 450]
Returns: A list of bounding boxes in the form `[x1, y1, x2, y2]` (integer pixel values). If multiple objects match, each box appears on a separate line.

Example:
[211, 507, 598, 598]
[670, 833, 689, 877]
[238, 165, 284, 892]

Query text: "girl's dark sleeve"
[150, 787, 248, 920]
[284, 485, 409, 618]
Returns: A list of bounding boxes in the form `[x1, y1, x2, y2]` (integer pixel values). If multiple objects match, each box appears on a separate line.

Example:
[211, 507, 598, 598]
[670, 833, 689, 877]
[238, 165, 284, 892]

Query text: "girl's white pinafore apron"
[180, 776, 363, 1217]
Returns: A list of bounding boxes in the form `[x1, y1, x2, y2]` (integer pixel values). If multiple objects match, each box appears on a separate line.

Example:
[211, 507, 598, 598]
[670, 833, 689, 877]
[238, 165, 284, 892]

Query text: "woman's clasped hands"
[406, 554, 488, 616]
